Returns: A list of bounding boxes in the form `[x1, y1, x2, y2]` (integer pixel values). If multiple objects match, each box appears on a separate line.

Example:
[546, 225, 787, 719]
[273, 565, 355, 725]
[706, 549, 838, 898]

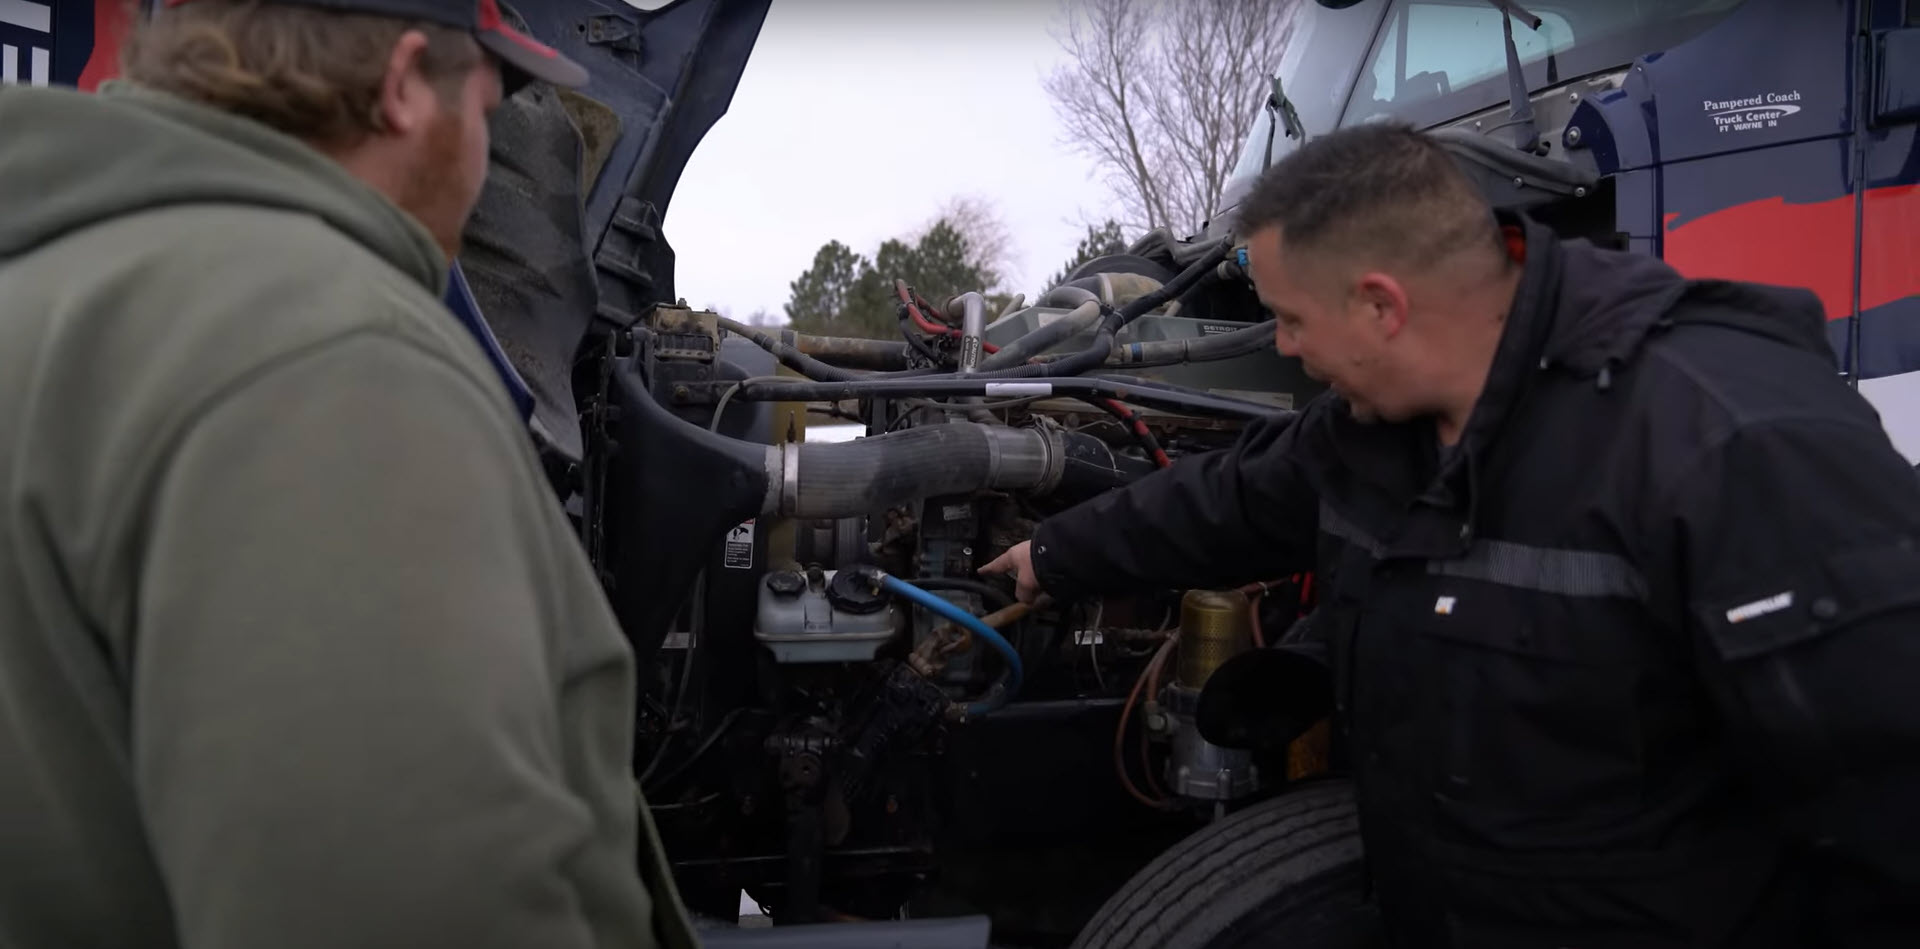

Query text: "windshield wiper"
[1262, 74, 1306, 169]
[1484, 0, 1544, 153]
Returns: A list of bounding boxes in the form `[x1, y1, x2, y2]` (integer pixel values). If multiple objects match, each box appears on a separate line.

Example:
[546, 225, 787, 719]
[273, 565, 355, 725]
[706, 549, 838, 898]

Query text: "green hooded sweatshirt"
[0, 83, 695, 949]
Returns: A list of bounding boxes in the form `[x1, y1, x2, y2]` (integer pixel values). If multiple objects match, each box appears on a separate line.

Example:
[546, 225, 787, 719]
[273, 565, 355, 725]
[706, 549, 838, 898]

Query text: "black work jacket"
[1031, 214, 1920, 948]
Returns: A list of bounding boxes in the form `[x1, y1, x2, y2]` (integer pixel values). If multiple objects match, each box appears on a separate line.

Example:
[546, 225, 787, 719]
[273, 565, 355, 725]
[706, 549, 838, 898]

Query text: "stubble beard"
[395, 109, 474, 262]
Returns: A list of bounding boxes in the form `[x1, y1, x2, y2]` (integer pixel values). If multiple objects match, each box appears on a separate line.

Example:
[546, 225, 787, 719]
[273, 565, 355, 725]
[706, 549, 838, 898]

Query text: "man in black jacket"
[983, 122, 1920, 947]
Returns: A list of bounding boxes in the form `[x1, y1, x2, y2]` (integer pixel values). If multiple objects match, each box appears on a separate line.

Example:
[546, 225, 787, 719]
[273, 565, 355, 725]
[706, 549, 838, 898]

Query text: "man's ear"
[376, 30, 436, 136]
[1353, 271, 1409, 339]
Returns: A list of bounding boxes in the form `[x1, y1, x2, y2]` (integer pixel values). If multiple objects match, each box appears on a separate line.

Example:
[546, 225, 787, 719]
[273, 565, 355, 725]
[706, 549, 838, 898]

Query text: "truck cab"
[1218, 0, 1920, 462]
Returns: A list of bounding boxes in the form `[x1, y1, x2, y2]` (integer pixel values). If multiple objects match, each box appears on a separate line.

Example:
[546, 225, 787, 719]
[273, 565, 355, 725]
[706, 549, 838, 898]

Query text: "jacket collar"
[1397, 211, 1563, 539]
[1450, 212, 1564, 465]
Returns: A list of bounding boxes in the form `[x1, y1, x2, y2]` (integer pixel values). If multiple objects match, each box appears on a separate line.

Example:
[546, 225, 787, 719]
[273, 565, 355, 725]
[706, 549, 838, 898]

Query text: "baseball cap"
[163, 0, 591, 89]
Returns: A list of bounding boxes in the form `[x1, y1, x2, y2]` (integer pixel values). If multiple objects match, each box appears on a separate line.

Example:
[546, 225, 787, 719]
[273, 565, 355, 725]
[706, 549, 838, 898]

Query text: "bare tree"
[1044, 0, 1300, 237]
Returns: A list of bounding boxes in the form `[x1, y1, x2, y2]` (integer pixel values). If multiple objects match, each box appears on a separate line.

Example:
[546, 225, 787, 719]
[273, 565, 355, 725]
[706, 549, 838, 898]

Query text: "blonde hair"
[122, 0, 482, 148]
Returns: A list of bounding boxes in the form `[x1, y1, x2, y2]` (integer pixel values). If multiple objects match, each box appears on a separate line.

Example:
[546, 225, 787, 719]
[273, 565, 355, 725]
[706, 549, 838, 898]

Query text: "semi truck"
[11, 0, 1915, 945]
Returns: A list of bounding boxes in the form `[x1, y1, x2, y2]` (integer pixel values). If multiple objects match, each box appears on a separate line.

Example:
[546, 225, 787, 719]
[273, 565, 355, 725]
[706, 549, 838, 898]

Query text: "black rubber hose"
[767, 424, 1147, 519]
[777, 424, 1057, 518]
[992, 317, 1120, 379]
[730, 376, 1284, 421]
[718, 316, 860, 381]
[718, 317, 943, 382]
[1037, 284, 1100, 309]
[1113, 238, 1231, 328]
[1080, 372, 1275, 400]
[1124, 319, 1275, 364]
[973, 240, 1231, 379]
[976, 300, 1103, 372]
[1036, 319, 1276, 369]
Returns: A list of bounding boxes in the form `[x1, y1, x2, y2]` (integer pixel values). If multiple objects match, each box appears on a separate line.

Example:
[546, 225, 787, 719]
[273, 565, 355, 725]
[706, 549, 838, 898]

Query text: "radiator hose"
[757, 422, 1120, 519]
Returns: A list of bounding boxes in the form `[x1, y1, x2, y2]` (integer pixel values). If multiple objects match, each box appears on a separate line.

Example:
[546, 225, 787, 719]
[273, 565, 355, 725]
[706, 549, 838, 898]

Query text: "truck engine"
[572, 235, 1335, 938]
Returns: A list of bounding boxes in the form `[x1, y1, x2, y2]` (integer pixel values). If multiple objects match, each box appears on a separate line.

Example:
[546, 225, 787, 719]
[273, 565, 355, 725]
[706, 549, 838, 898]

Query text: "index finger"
[978, 551, 1015, 575]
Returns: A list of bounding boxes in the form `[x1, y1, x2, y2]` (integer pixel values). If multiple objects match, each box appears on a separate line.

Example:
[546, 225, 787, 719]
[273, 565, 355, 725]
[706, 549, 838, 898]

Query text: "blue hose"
[871, 572, 1024, 716]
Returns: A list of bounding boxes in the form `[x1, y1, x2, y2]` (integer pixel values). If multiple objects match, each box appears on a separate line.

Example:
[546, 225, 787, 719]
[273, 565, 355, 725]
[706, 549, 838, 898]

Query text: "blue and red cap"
[163, 0, 590, 89]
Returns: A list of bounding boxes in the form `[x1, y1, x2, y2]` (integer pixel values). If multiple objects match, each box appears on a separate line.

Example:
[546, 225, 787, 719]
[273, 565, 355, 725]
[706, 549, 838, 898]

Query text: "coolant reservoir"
[755, 567, 902, 663]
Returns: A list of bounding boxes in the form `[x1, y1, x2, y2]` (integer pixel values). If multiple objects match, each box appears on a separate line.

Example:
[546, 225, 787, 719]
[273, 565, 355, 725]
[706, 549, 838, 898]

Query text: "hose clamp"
[982, 432, 1002, 486]
[1035, 421, 1068, 495]
[780, 443, 801, 516]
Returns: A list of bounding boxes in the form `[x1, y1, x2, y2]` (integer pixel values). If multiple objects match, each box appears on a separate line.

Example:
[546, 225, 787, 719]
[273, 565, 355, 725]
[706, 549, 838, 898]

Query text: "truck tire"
[1069, 780, 1376, 949]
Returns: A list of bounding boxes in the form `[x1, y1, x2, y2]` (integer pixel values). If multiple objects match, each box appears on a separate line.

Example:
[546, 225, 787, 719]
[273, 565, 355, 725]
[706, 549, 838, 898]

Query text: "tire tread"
[1070, 781, 1362, 949]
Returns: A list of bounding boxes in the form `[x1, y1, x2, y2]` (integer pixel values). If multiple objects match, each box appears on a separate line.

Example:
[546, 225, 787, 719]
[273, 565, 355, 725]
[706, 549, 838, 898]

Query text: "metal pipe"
[950, 292, 989, 373]
[947, 292, 993, 421]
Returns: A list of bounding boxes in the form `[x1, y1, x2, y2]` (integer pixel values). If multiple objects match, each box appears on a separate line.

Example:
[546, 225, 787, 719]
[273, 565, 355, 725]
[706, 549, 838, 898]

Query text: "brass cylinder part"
[1176, 589, 1254, 689]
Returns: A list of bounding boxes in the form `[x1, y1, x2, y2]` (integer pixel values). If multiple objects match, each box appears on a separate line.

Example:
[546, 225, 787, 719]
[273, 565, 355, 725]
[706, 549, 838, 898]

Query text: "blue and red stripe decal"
[1663, 184, 1920, 380]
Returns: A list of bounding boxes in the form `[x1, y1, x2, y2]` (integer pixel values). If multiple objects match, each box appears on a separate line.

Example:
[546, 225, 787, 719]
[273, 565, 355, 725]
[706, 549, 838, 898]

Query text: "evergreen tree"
[1045, 219, 1129, 291]
[783, 240, 866, 335]
[783, 218, 996, 341]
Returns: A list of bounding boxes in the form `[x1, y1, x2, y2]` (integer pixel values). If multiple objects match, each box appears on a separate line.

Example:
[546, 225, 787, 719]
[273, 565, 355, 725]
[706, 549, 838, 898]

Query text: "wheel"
[1069, 780, 1377, 949]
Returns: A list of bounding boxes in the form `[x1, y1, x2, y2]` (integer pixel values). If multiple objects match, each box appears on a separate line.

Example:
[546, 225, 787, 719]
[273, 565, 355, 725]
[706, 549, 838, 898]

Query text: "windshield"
[1219, 0, 1747, 214]
[1220, 0, 1387, 211]
[1341, 0, 1747, 129]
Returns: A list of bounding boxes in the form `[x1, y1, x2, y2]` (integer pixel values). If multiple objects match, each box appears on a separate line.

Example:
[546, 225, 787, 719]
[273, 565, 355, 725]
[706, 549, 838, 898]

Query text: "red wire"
[1100, 399, 1173, 468]
[908, 304, 951, 336]
[1241, 573, 1325, 648]
[897, 284, 1001, 354]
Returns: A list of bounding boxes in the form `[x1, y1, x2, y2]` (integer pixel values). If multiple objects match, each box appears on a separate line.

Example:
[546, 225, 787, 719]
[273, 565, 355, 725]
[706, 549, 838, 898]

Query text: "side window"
[1345, 2, 1574, 126]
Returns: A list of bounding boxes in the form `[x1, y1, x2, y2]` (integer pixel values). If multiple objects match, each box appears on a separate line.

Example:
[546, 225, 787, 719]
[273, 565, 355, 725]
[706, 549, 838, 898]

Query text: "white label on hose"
[723, 519, 755, 569]
[983, 383, 1052, 397]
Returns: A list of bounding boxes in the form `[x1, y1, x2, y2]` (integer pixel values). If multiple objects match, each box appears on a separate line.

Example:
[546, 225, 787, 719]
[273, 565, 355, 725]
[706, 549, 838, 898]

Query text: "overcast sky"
[655, 0, 1122, 323]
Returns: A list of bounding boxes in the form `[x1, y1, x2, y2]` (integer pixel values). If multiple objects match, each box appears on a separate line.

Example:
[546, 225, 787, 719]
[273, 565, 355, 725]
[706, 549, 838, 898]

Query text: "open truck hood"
[35, 0, 764, 463]
[453, 0, 770, 461]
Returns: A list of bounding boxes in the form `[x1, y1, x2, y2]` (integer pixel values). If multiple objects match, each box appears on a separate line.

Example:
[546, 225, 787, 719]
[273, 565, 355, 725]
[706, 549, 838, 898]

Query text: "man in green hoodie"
[0, 2, 695, 948]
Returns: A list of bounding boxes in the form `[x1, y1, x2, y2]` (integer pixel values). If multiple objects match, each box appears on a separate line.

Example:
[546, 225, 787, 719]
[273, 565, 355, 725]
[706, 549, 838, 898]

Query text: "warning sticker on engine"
[723, 519, 756, 569]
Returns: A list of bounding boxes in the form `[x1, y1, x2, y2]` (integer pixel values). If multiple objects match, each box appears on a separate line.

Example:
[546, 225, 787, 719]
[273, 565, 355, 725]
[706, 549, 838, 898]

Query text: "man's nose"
[1273, 329, 1299, 358]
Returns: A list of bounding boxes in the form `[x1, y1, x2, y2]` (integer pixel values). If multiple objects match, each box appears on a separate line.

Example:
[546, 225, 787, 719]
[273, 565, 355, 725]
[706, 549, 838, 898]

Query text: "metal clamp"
[781, 442, 801, 516]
